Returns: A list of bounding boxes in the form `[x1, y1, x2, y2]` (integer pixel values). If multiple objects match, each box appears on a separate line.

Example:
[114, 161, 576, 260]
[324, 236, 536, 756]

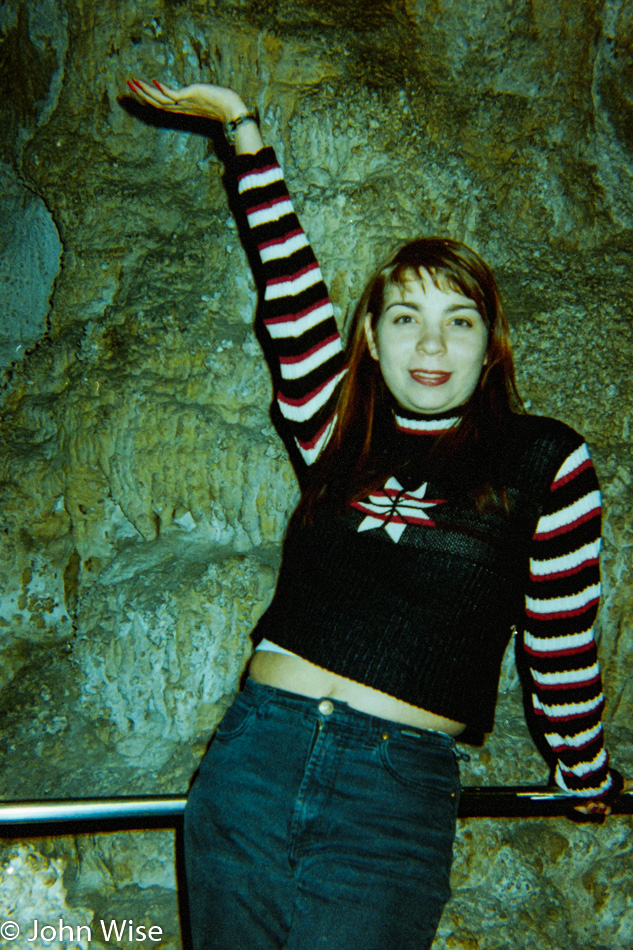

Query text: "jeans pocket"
[214, 693, 256, 741]
[379, 735, 458, 799]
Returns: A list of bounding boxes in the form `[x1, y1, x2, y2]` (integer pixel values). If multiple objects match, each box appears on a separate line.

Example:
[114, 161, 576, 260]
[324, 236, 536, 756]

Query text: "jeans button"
[318, 699, 334, 716]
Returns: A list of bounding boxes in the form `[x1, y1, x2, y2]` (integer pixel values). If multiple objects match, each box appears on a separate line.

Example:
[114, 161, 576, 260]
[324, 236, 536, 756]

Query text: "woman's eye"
[451, 316, 474, 327]
[393, 313, 414, 324]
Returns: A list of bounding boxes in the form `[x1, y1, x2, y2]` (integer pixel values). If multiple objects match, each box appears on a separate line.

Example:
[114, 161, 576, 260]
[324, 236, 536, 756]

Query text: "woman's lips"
[409, 370, 452, 387]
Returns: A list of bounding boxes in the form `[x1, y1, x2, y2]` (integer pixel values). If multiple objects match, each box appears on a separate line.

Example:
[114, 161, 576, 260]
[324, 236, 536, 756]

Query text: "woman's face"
[364, 268, 489, 415]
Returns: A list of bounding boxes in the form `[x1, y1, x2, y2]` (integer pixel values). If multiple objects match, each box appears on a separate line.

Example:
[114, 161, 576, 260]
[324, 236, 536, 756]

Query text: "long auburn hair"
[298, 238, 524, 521]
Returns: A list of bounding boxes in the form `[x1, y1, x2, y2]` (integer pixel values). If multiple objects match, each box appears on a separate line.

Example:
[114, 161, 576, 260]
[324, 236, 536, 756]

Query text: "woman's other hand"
[126, 78, 263, 152]
[572, 776, 631, 820]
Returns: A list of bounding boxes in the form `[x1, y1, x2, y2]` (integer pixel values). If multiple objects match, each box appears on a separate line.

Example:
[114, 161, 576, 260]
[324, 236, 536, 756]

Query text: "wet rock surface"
[1, 1, 632, 947]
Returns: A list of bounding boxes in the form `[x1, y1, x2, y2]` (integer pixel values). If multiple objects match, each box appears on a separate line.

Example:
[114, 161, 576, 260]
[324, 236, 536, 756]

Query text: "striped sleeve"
[522, 442, 616, 800]
[235, 147, 347, 465]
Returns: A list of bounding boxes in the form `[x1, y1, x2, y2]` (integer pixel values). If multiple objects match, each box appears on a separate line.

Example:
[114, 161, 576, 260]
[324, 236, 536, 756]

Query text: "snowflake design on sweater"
[352, 477, 445, 543]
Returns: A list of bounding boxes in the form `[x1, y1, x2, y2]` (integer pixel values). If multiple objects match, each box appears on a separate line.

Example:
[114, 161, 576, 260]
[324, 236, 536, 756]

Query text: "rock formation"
[1, 1, 631, 947]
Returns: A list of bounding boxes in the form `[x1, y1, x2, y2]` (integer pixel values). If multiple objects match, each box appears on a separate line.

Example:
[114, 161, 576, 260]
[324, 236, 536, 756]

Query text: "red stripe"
[278, 372, 339, 408]
[280, 333, 340, 365]
[559, 761, 606, 780]
[524, 640, 595, 659]
[264, 296, 331, 327]
[267, 261, 319, 289]
[258, 228, 303, 252]
[530, 556, 599, 582]
[525, 595, 600, 621]
[534, 673, 601, 691]
[533, 697, 604, 722]
[397, 423, 455, 435]
[297, 414, 336, 452]
[401, 514, 438, 527]
[350, 504, 438, 528]
[237, 162, 280, 186]
[534, 506, 600, 541]
[552, 457, 593, 490]
[245, 194, 292, 218]
[402, 496, 445, 506]
[359, 489, 445, 506]
[547, 732, 602, 754]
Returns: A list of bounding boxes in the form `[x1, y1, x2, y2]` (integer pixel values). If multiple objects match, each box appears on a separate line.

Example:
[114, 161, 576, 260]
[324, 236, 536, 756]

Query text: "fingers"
[127, 77, 179, 109]
[126, 77, 158, 105]
[150, 78, 181, 102]
[572, 800, 611, 818]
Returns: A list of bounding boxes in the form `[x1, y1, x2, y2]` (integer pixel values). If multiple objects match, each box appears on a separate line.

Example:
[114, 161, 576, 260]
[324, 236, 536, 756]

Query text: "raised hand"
[126, 78, 263, 152]
[126, 78, 247, 123]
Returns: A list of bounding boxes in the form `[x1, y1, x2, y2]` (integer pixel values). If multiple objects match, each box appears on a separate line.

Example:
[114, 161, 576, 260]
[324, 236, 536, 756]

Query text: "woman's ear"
[364, 314, 379, 361]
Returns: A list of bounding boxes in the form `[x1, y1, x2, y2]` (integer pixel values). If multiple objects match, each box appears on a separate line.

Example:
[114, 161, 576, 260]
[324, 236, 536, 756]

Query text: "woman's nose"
[416, 327, 446, 354]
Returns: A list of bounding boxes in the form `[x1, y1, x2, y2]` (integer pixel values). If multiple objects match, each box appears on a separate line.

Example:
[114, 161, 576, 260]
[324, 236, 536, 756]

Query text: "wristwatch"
[224, 109, 260, 146]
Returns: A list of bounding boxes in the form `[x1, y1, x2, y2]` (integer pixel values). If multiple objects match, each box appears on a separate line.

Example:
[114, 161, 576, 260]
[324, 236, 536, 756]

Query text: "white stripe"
[559, 748, 608, 779]
[524, 627, 595, 654]
[525, 583, 600, 616]
[394, 413, 460, 432]
[530, 662, 600, 688]
[264, 265, 322, 301]
[280, 338, 343, 380]
[554, 764, 611, 797]
[296, 416, 337, 465]
[532, 692, 604, 719]
[535, 490, 601, 537]
[554, 765, 611, 798]
[247, 198, 294, 228]
[238, 166, 284, 193]
[279, 369, 346, 423]
[553, 444, 590, 484]
[266, 301, 334, 339]
[530, 539, 601, 577]
[544, 722, 603, 749]
[261, 232, 309, 263]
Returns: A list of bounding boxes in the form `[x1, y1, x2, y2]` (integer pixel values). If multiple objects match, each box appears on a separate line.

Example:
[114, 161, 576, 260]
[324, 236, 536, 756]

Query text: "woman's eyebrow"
[445, 302, 479, 313]
[383, 300, 421, 312]
[383, 300, 479, 313]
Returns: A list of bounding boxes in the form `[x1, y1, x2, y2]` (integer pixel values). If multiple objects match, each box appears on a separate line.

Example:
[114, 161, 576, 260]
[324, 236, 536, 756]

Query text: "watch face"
[226, 112, 258, 144]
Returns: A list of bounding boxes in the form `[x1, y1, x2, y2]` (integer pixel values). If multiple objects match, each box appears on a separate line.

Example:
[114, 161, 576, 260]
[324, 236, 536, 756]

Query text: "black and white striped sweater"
[236, 147, 614, 800]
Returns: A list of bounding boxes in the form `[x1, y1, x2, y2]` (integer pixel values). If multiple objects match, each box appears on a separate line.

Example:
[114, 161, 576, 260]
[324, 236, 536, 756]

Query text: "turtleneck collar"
[393, 404, 464, 436]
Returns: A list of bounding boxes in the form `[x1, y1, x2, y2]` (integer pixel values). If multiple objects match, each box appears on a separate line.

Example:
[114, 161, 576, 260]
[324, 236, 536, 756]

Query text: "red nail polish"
[152, 79, 163, 92]
[133, 79, 144, 89]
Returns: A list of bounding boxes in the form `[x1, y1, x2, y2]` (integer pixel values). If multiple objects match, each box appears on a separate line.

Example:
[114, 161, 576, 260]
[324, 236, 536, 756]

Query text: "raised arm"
[127, 79, 347, 468]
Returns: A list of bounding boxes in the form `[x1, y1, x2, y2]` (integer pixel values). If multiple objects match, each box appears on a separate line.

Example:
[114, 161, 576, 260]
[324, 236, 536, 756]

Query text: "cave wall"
[1, 1, 632, 947]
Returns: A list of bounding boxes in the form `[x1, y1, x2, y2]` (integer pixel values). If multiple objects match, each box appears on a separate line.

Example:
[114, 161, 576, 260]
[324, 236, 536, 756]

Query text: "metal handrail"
[1, 788, 631, 834]
[0, 797, 187, 826]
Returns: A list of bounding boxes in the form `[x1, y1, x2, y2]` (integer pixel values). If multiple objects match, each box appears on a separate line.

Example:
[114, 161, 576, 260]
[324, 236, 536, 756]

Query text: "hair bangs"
[382, 240, 497, 326]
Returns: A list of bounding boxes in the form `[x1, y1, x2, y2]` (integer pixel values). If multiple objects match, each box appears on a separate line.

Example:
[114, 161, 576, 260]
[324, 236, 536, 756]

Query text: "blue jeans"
[184, 679, 460, 950]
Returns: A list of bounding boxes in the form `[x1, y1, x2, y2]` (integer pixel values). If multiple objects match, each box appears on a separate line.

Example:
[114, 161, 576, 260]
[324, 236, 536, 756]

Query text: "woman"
[127, 78, 623, 950]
